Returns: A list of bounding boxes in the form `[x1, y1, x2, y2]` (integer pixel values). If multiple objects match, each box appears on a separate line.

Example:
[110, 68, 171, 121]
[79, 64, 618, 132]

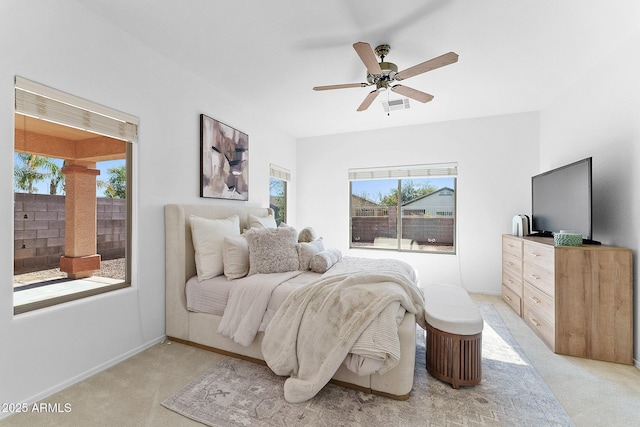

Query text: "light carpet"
[162, 303, 574, 426]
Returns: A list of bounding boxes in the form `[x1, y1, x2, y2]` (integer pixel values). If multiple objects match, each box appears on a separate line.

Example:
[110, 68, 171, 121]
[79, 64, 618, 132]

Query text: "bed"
[165, 204, 424, 401]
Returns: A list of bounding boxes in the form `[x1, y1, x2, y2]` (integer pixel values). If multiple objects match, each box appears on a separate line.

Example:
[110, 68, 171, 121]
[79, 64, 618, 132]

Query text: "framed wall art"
[200, 114, 249, 200]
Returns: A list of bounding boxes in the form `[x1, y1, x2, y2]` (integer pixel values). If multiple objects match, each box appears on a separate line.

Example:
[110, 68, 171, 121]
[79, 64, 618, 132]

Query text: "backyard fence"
[14, 193, 126, 274]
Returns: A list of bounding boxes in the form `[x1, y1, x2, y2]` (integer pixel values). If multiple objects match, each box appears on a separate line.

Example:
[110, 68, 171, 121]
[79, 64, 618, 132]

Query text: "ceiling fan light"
[376, 80, 389, 91]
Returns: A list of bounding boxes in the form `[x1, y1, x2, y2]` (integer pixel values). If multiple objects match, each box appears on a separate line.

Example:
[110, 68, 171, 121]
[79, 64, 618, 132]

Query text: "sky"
[351, 177, 455, 204]
[13, 154, 125, 198]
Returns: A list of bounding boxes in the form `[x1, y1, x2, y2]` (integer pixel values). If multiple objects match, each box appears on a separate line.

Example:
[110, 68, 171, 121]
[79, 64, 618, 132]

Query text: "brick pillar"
[60, 163, 101, 279]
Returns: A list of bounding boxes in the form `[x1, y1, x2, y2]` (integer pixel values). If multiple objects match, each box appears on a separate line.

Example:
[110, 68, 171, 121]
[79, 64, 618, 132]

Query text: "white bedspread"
[217, 270, 303, 346]
[262, 270, 426, 403]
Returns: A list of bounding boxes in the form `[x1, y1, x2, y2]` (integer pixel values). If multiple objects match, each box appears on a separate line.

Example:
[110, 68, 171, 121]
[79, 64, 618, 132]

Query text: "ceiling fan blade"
[357, 90, 379, 111]
[395, 52, 459, 81]
[313, 83, 368, 91]
[391, 85, 434, 103]
[353, 42, 382, 76]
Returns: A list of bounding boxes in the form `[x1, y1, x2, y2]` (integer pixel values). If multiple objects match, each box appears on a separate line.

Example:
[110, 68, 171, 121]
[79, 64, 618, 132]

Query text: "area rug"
[162, 303, 574, 426]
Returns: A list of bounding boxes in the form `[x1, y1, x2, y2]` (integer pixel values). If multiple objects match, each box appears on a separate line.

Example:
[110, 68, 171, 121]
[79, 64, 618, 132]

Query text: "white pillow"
[310, 248, 342, 273]
[297, 239, 325, 270]
[189, 215, 240, 281]
[222, 235, 249, 279]
[247, 213, 277, 229]
[245, 226, 299, 275]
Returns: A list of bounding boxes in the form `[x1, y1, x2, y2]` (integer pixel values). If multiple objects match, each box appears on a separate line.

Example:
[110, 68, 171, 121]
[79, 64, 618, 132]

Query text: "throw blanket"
[218, 270, 303, 346]
[262, 271, 426, 403]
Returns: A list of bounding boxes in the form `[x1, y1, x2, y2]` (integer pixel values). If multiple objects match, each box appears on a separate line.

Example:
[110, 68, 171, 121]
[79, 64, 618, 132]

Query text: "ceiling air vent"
[382, 98, 410, 113]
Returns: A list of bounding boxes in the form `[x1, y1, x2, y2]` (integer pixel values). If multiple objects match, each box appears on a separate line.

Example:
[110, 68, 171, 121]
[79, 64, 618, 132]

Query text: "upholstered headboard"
[164, 204, 273, 339]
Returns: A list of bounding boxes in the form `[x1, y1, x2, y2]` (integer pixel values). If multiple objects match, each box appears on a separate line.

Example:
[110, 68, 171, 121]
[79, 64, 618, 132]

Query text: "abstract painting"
[200, 114, 248, 200]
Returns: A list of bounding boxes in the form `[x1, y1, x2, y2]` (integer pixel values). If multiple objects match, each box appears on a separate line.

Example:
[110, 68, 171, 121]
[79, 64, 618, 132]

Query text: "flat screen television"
[531, 157, 598, 244]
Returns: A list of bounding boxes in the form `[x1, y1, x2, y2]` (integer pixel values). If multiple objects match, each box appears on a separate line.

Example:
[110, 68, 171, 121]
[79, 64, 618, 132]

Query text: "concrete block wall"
[97, 197, 126, 261]
[350, 216, 455, 245]
[14, 193, 125, 274]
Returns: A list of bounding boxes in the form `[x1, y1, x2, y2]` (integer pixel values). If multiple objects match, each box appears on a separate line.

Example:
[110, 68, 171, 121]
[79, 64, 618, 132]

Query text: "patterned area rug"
[162, 303, 574, 426]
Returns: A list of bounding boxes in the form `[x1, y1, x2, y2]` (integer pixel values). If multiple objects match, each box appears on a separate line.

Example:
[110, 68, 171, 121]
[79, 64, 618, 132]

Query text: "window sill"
[13, 277, 129, 315]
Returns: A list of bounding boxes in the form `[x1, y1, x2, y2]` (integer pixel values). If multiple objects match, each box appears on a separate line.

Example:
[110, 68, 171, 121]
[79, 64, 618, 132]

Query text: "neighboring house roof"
[402, 187, 454, 206]
[351, 194, 380, 207]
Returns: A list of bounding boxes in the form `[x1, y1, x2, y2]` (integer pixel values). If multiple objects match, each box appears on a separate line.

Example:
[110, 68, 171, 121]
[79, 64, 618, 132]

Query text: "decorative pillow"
[189, 215, 240, 281]
[222, 235, 249, 279]
[245, 226, 299, 275]
[298, 227, 318, 243]
[310, 248, 343, 273]
[296, 238, 325, 270]
[248, 213, 277, 229]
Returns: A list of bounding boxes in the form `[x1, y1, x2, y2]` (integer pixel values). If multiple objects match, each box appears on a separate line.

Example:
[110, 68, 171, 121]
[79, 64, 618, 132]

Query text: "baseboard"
[0, 335, 165, 421]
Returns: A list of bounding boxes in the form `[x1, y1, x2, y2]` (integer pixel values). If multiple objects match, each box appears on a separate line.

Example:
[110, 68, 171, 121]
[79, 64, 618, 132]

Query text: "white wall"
[296, 112, 540, 294]
[0, 1, 296, 411]
[540, 29, 640, 364]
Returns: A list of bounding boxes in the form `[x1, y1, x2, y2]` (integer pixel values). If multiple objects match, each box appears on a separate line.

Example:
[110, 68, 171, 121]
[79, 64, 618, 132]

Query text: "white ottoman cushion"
[423, 283, 484, 335]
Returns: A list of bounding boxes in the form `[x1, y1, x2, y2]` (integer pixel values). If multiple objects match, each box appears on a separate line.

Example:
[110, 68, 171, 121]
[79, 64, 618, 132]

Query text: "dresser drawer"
[524, 305, 555, 350]
[502, 267, 522, 296]
[524, 281, 554, 323]
[523, 261, 554, 296]
[502, 285, 522, 316]
[523, 240, 554, 271]
[502, 252, 522, 277]
[502, 235, 522, 258]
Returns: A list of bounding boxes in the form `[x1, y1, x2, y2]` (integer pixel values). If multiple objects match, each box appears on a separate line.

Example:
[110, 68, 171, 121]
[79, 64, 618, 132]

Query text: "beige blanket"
[261, 270, 426, 403]
[217, 270, 303, 346]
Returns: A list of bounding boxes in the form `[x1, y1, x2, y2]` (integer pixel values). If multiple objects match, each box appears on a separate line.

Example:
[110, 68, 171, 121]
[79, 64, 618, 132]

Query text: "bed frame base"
[166, 336, 411, 401]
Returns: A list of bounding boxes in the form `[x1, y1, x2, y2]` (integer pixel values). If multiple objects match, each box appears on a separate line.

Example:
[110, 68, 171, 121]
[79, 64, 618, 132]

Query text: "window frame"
[349, 163, 457, 254]
[13, 77, 136, 314]
[269, 164, 290, 226]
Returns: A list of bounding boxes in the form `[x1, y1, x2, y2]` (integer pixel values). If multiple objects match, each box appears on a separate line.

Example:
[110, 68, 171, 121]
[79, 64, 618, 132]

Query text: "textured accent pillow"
[296, 239, 325, 270]
[310, 248, 343, 273]
[248, 213, 277, 229]
[189, 215, 240, 281]
[222, 235, 249, 279]
[298, 227, 318, 243]
[246, 226, 299, 275]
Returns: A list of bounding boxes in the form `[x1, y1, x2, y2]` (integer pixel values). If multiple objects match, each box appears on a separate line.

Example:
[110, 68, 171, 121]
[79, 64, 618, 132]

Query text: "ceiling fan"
[313, 42, 458, 111]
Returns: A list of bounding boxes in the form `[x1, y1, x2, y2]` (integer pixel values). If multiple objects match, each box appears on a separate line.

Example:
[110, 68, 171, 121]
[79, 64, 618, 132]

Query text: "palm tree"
[47, 161, 65, 195]
[13, 153, 59, 194]
[97, 165, 126, 199]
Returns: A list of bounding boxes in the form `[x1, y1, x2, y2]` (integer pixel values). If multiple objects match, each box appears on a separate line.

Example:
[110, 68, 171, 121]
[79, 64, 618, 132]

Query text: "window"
[349, 163, 457, 253]
[269, 164, 290, 225]
[13, 77, 137, 314]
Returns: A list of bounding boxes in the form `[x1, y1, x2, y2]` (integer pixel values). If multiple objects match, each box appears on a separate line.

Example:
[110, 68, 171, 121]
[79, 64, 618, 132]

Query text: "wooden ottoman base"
[425, 322, 482, 389]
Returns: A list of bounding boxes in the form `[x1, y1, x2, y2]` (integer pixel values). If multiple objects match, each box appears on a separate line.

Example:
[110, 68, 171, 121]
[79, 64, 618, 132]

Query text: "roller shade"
[15, 76, 138, 142]
[270, 163, 291, 181]
[348, 162, 457, 180]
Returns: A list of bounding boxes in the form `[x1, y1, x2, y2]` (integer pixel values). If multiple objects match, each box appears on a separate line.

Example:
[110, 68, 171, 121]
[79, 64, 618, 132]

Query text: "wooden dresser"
[501, 234, 633, 365]
[501, 235, 523, 316]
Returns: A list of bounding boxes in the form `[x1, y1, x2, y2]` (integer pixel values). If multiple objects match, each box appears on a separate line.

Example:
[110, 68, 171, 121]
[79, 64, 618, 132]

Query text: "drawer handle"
[507, 261, 513, 266]
[529, 296, 541, 304]
[507, 279, 514, 284]
[504, 295, 512, 302]
[529, 252, 541, 257]
[529, 317, 541, 327]
[529, 274, 540, 280]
